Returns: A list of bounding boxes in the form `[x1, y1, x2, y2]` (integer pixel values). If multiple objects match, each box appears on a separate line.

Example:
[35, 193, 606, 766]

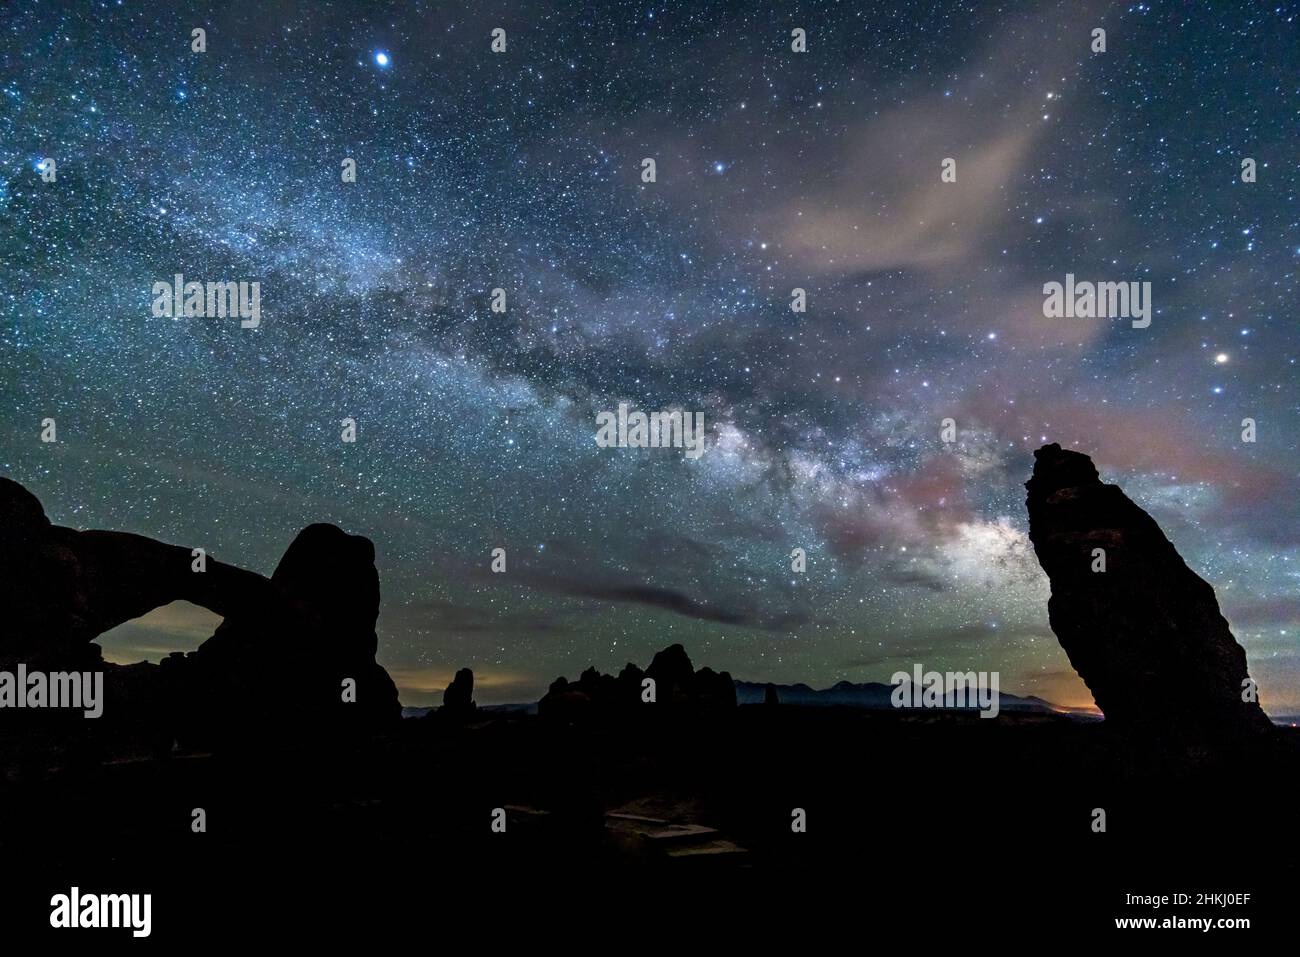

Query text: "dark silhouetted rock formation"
[440, 667, 476, 718]
[172, 523, 400, 742]
[764, 683, 779, 707]
[1, 477, 281, 671]
[0, 476, 399, 741]
[538, 643, 736, 719]
[1025, 443, 1271, 740]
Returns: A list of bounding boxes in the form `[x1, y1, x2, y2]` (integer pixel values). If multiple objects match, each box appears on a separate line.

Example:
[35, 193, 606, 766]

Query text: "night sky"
[2, 1, 1297, 711]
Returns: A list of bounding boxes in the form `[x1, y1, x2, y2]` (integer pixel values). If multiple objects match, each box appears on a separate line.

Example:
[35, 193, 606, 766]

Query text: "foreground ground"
[1, 705, 1294, 939]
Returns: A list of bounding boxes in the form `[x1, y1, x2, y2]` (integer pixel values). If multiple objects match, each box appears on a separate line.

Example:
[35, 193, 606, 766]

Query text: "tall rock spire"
[1025, 443, 1271, 740]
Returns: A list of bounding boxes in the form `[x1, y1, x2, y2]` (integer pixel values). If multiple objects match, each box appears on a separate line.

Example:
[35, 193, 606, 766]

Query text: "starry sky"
[2, 0, 1297, 711]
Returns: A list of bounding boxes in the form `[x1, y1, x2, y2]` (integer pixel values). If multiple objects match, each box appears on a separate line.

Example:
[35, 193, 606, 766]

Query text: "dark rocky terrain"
[538, 641, 736, 720]
[1, 447, 1295, 938]
[0, 475, 399, 749]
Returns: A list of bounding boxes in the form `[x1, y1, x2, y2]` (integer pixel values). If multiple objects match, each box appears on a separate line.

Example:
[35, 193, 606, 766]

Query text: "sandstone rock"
[0, 477, 400, 741]
[539, 643, 736, 718]
[646, 643, 694, 702]
[178, 523, 400, 742]
[440, 667, 476, 717]
[0, 477, 279, 669]
[1025, 443, 1271, 740]
[695, 665, 738, 709]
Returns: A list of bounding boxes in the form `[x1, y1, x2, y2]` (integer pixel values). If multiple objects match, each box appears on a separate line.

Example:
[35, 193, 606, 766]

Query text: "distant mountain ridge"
[733, 679, 1077, 715]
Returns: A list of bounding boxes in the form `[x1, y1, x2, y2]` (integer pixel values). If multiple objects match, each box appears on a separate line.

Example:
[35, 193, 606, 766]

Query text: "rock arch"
[0, 477, 398, 734]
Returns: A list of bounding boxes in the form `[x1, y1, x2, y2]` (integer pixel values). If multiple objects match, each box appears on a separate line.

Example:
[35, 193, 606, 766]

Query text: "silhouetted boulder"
[764, 683, 780, 707]
[538, 643, 735, 719]
[696, 666, 738, 709]
[646, 643, 694, 702]
[1025, 444, 1271, 741]
[441, 667, 476, 718]
[616, 662, 645, 705]
[182, 522, 400, 742]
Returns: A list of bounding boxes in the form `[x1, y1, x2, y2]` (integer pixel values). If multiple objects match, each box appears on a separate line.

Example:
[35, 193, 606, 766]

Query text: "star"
[0, 0, 1294, 716]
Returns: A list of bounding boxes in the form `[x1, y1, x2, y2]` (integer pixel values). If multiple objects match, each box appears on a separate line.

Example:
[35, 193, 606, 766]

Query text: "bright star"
[375, 51, 390, 67]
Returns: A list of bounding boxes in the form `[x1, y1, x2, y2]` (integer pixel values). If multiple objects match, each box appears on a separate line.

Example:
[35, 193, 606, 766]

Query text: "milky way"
[2, 0, 1297, 710]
